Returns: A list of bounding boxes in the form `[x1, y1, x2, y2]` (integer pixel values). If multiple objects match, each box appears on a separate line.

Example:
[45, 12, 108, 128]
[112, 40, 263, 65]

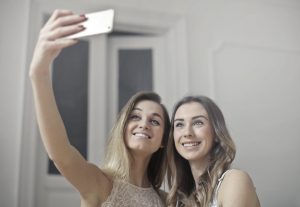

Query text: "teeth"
[182, 142, 200, 147]
[134, 133, 150, 139]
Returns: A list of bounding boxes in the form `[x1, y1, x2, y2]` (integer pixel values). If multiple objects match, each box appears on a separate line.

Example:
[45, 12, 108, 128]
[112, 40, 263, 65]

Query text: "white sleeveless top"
[175, 170, 230, 207]
[102, 180, 165, 207]
[210, 170, 231, 207]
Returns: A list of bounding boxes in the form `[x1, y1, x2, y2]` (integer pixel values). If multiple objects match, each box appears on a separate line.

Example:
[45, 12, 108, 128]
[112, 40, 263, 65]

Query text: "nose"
[138, 119, 149, 129]
[183, 125, 193, 138]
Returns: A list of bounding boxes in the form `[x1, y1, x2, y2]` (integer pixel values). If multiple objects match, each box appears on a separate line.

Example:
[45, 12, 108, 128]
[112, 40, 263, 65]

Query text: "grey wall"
[0, 0, 30, 206]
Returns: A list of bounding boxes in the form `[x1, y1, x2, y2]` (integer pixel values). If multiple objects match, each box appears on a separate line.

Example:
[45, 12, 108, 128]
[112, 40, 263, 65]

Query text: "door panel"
[107, 36, 166, 130]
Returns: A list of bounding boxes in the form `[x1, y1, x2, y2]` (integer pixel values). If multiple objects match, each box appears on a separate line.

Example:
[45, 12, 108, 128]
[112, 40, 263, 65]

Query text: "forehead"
[175, 102, 208, 118]
[133, 100, 164, 116]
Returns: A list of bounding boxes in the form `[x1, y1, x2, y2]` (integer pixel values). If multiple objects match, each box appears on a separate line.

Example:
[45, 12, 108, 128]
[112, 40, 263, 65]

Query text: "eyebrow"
[132, 108, 164, 120]
[174, 115, 208, 122]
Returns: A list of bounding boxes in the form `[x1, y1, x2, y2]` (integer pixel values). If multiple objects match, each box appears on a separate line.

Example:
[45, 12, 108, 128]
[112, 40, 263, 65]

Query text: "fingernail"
[78, 25, 86, 30]
[79, 14, 88, 20]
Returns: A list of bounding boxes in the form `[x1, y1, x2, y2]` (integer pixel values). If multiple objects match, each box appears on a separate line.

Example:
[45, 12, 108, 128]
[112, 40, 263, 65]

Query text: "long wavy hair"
[167, 96, 236, 206]
[102, 91, 170, 190]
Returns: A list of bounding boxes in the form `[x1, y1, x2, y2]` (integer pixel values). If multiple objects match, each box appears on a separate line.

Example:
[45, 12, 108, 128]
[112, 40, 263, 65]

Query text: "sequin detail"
[102, 180, 164, 207]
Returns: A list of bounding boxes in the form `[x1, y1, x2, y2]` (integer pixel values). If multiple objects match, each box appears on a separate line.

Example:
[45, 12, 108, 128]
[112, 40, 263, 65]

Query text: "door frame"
[18, 1, 189, 207]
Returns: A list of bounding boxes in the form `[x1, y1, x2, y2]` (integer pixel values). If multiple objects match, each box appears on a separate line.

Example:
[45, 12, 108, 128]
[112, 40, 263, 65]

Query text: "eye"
[193, 120, 204, 126]
[150, 119, 160, 126]
[174, 122, 184, 128]
[129, 114, 140, 121]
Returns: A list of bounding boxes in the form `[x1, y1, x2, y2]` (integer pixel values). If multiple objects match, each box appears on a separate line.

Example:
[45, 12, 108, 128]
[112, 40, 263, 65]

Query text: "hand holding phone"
[64, 9, 114, 39]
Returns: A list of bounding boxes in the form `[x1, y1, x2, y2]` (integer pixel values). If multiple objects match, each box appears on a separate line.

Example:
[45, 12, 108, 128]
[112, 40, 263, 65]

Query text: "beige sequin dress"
[102, 180, 165, 207]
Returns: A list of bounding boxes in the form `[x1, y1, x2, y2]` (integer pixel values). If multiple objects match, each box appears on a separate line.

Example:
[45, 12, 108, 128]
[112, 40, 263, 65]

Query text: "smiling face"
[125, 100, 165, 156]
[173, 101, 214, 163]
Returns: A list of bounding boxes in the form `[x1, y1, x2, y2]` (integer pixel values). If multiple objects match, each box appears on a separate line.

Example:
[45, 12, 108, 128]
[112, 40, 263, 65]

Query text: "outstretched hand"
[29, 9, 87, 77]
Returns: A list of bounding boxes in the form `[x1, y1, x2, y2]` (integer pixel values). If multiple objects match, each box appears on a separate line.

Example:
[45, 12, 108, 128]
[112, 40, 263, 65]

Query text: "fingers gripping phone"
[64, 9, 114, 39]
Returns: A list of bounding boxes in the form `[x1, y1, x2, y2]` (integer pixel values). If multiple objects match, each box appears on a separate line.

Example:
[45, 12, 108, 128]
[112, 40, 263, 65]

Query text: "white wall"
[1, 0, 299, 206]
[184, 1, 300, 206]
[0, 0, 30, 207]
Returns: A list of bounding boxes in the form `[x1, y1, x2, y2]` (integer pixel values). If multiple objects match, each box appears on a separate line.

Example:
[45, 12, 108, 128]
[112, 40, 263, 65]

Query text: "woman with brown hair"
[29, 9, 170, 207]
[167, 96, 260, 207]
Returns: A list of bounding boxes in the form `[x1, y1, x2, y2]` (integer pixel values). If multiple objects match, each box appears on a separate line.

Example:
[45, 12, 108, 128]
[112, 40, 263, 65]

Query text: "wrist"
[29, 65, 52, 81]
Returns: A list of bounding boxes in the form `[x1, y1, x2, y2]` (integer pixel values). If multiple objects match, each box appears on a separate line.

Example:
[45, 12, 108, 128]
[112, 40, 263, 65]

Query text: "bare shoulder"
[223, 169, 254, 187]
[218, 169, 260, 207]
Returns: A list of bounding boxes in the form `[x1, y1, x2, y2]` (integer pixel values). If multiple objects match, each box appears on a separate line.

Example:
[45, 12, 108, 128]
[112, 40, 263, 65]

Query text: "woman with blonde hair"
[167, 96, 260, 207]
[29, 9, 170, 206]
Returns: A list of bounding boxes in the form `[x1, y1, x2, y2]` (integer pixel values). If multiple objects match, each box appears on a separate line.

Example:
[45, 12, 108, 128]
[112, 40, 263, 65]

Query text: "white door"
[106, 35, 169, 129]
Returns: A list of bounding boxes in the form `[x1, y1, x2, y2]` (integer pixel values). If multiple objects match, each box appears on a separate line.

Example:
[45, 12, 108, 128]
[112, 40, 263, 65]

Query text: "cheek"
[124, 123, 132, 141]
[157, 127, 164, 142]
[173, 130, 179, 140]
[203, 128, 214, 145]
[173, 130, 181, 145]
[173, 136, 182, 153]
[124, 131, 130, 145]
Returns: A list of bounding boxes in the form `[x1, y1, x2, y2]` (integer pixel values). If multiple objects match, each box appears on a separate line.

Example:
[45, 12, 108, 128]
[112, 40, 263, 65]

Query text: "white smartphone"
[64, 9, 114, 39]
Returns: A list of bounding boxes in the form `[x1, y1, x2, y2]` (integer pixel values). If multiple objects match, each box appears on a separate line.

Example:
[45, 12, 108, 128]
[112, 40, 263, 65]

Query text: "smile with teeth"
[133, 132, 151, 139]
[181, 141, 201, 147]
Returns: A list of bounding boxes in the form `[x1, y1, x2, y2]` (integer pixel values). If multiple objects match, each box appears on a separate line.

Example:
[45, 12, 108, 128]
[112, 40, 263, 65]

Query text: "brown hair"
[167, 96, 236, 206]
[103, 91, 170, 190]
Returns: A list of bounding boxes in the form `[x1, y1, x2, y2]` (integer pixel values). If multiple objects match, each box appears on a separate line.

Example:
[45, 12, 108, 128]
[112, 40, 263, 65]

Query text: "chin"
[178, 152, 201, 162]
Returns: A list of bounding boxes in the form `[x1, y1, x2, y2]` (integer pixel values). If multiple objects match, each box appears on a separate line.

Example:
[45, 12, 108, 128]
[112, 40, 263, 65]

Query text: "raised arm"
[218, 169, 261, 207]
[29, 10, 111, 202]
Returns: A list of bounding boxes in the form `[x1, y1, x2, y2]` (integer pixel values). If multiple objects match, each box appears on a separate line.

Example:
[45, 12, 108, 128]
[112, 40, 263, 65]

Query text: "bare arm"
[29, 9, 111, 202]
[218, 169, 261, 207]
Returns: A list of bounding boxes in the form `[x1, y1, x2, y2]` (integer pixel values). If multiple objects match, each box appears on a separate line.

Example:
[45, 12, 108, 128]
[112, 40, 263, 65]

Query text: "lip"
[181, 141, 201, 147]
[133, 132, 151, 139]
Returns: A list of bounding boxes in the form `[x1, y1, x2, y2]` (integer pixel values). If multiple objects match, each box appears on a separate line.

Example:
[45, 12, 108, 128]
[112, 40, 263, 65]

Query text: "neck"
[189, 156, 210, 186]
[129, 154, 152, 187]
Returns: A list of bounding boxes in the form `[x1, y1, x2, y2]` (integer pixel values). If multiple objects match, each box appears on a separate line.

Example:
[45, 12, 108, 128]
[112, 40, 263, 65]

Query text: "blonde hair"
[102, 91, 170, 190]
[167, 96, 236, 206]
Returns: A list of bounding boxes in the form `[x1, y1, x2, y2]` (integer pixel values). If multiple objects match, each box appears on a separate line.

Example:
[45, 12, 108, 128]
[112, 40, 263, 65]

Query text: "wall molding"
[208, 40, 300, 100]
